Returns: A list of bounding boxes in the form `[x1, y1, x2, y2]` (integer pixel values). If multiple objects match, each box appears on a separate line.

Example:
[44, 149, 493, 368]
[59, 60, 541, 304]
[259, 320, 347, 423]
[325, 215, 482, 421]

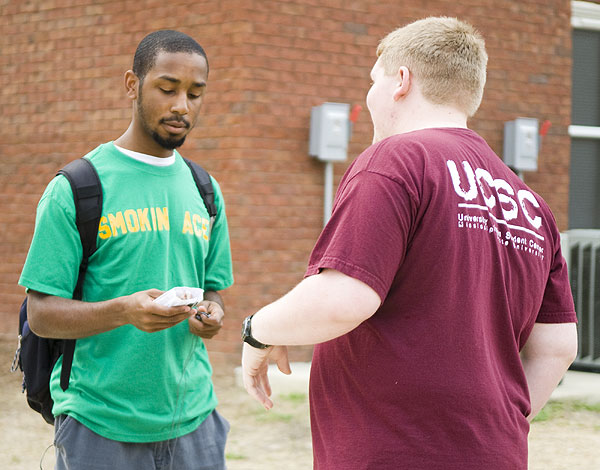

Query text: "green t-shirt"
[19, 143, 234, 442]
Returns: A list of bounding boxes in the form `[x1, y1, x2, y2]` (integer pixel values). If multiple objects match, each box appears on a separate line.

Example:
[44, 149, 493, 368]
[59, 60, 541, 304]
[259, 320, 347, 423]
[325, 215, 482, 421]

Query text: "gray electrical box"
[503, 117, 539, 171]
[309, 102, 350, 162]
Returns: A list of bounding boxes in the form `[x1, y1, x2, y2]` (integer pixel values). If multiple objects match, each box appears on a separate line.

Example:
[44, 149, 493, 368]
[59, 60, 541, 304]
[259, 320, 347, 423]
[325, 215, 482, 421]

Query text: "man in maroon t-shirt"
[241, 17, 578, 469]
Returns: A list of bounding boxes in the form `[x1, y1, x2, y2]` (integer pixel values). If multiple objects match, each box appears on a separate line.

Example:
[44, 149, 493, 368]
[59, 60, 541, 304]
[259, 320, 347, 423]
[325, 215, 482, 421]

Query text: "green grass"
[279, 392, 307, 404]
[533, 401, 566, 422]
[254, 411, 294, 423]
[225, 453, 247, 460]
[244, 392, 307, 424]
[570, 401, 600, 413]
[533, 400, 600, 422]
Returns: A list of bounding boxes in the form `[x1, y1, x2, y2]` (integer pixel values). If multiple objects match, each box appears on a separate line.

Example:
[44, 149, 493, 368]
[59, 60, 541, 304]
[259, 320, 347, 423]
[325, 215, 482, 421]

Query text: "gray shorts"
[54, 409, 229, 470]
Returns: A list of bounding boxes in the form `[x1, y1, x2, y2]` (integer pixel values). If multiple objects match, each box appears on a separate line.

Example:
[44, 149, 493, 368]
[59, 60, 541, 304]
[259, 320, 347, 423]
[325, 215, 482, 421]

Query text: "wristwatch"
[241, 314, 271, 349]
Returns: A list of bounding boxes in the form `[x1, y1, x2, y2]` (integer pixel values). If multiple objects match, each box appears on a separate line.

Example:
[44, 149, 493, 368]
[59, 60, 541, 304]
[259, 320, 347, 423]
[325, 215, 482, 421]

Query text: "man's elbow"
[524, 322, 579, 367]
[555, 323, 579, 366]
[25, 292, 51, 337]
[329, 289, 381, 329]
[299, 269, 381, 335]
[564, 332, 579, 365]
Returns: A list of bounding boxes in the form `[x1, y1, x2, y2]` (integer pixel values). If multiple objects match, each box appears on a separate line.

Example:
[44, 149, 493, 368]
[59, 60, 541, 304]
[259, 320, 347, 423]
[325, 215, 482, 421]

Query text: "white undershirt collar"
[114, 144, 176, 167]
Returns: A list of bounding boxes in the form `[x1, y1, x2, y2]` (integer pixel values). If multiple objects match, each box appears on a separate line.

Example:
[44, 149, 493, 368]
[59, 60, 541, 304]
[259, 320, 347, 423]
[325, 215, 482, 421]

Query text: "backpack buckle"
[10, 334, 22, 373]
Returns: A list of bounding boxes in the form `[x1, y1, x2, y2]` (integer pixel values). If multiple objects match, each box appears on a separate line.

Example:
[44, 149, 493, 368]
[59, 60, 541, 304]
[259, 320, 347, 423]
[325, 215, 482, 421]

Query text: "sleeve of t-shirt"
[19, 175, 82, 299]
[305, 169, 417, 302]
[535, 225, 577, 324]
[203, 177, 234, 292]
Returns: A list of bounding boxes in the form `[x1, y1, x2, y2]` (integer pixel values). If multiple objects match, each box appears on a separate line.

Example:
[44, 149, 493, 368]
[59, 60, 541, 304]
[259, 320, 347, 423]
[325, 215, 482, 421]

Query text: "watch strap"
[242, 314, 271, 349]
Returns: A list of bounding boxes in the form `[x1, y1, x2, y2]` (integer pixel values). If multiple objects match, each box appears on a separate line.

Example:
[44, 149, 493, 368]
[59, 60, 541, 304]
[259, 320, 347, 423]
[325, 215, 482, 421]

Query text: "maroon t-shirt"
[306, 128, 576, 470]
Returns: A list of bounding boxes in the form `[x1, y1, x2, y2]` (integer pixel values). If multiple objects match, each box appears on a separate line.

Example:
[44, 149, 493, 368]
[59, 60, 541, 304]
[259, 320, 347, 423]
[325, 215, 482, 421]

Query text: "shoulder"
[341, 131, 438, 196]
[81, 142, 114, 166]
[39, 172, 75, 211]
[39, 144, 110, 213]
[353, 129, 460, 176]
[209, 175, 227, 210]
[178, 155, 228, 211]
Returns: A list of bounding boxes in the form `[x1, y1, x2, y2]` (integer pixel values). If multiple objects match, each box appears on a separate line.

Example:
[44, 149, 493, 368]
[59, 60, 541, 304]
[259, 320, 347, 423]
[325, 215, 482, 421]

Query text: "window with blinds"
[569, 2, 600, 229]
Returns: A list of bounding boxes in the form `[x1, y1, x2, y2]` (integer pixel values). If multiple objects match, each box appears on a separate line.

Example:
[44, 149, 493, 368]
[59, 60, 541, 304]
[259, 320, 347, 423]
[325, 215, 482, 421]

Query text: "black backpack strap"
[58, 158, 103, 281]
[183, 158, 217, 224]
[56, 157, 103, 391]
[59, 340, 76, 392]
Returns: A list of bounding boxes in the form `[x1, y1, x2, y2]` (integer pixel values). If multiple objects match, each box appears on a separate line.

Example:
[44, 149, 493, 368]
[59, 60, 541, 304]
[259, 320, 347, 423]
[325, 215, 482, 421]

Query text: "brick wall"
[0, 0, 574, 367]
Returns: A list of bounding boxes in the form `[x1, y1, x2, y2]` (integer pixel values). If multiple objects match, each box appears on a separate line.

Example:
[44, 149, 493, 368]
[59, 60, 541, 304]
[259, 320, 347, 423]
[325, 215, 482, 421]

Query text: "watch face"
[241, 315, 270, 349]
[242, 316, 251, 339]
[242, 315, 254, 342]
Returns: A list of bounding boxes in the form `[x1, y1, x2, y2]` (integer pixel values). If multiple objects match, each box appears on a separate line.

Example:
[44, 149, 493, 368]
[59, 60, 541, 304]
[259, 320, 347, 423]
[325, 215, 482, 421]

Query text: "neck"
[114, 121, 174, 158]
[374, 100, 469, 143]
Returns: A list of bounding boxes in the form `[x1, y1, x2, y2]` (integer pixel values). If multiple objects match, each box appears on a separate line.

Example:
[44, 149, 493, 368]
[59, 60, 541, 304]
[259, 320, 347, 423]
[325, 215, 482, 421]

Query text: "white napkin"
[153, 287, 204, 307]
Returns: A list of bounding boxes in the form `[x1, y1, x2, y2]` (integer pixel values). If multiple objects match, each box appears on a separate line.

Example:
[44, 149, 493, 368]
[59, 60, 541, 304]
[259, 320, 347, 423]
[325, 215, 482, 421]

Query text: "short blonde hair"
[377, 17, 488, 117]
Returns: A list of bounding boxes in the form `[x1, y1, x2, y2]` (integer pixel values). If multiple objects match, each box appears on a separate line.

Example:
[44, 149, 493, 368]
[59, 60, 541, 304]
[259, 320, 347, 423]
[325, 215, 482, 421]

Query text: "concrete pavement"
[551, 370, 600, 404]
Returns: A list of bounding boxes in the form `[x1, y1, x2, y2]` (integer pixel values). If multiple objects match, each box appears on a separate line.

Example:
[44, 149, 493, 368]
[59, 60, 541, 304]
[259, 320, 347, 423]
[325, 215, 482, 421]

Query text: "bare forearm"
[521, 355, 573, 421]
[520, 322, 578, 421]
[27, 291, 128, 339]
[251, 296, 355, 346]
[251, 270, 380, 346]
[27, 288, 194, 339]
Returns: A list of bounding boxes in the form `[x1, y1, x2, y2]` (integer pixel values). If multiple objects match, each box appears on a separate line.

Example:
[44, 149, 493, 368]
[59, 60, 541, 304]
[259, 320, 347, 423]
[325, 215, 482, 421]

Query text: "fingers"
[145, 288, 165, 300]
[242, 343, 280, 410]
[247, 377, 274, 410]
[187, 300, 225, 338]
[136, 311, 191, 333]
[272, 346, 292, 375]
[125, 290, 193, 333]
[189, 319, 222, 338]
[147, 304, 191, 326]
[126, 291, 226, 336]
[243, 367, 274, 410]
[199, 300, 224, 322]
[188, 312, 223, 339]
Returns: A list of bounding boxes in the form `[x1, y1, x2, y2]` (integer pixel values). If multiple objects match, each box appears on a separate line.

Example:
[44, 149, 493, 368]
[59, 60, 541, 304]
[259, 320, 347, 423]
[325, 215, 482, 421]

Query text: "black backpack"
[11, 156, 217, 425]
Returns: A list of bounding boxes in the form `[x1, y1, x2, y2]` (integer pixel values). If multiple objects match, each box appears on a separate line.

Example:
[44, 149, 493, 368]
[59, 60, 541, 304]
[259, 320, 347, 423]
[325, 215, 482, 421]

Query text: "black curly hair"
[132, 30, 208, 82]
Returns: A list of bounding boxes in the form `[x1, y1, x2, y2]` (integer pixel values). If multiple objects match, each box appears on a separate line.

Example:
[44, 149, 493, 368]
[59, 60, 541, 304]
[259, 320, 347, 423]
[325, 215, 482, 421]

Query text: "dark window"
[569, 28, 600, 229]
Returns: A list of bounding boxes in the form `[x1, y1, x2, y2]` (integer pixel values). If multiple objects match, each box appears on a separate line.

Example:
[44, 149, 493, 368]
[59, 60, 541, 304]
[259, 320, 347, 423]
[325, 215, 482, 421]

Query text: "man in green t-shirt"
[19, 30, 234, 470]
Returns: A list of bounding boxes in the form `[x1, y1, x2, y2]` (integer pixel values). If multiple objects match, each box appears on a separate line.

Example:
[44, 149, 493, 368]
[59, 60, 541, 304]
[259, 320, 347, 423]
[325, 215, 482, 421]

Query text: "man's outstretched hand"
[241, 343, 291, 410]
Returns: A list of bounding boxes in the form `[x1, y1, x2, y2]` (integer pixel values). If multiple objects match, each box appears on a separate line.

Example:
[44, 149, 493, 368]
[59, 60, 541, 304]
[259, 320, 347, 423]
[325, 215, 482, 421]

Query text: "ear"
[392, 66, 411, 101]
[124, 70, 139, 100]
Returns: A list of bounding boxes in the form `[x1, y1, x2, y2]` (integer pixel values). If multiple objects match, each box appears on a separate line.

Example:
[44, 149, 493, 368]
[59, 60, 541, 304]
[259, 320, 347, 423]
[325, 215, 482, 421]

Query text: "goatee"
[151, 131, 186, 150]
